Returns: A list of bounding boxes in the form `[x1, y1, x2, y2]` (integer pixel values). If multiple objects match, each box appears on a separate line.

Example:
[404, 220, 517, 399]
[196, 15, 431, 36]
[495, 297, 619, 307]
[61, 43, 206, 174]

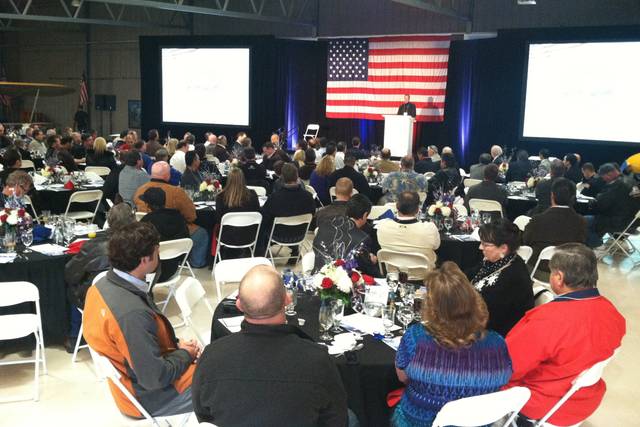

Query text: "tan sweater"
[376, 217, 440, 269]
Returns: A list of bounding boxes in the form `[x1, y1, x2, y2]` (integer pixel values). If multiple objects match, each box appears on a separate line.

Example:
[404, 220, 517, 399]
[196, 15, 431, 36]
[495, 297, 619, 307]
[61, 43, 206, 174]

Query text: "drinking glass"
[330, 299, 345, 333]
[481, 212, 492, 224]
[386, 271, 399, 292]
[20, 227, 34, 249]
[41, 210, 51, 224]
[63, 218, 76, 245]
[285, 289, 298, 316]
[363, 302, 384, 318]
[397, 305, 414, 334]
[444, 217, 454, 233]
[382, 306, 396, 339]
[318, 304, 334, 341]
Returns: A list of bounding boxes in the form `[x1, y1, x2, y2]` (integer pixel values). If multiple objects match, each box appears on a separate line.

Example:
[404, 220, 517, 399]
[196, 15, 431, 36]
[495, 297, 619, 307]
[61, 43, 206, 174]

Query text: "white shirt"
[170, 150, 187, 173]
[335, 152, 345, 169]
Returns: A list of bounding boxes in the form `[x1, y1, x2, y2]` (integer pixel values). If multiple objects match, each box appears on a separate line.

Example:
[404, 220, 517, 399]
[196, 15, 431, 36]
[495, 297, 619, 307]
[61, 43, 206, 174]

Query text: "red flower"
[17, 208, 25, 218]
[434, 207, 442, 215]
[350, 271, 361, 283]
[367, 166, 374, 172]
[321, 277, 334, 289]
[334, 259, 346, 267]
[0, 214, 7, 223]
[213, 180, 221, 189]
[363, 274, 375, 285]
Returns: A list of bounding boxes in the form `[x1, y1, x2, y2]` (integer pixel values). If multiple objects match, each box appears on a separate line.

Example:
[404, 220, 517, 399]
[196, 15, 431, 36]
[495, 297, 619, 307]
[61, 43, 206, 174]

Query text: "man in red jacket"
[506, 243, 625, 426]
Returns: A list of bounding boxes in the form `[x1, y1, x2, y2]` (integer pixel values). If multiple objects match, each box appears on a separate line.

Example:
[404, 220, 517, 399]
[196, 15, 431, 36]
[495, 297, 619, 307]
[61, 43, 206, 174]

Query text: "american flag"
[326, 35, 450, 122]
[79, 72, 89, 107]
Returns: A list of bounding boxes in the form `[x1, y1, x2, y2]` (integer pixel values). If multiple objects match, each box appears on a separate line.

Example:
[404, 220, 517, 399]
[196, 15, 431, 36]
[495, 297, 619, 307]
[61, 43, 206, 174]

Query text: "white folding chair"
[214, 212, 262, 266]
[598, 209, 640, 260]
[0, 281, 47, 402]
[213, 257, 272, 302]
[433, 386, 531, 427]
[266, 213, 313, 265]
[459, 167, 469, 178]
[370, 205, 394, 220]
[305, 184, 324, 207]
[517, 245, 533, 264]
[377, 249, 431, 281]
[246, 185, 267, 197]
[135, 212, 147, 221]
[302, 123, 320, 141]
[64, 189, 103, 223]
[154, 238, 195, 314]
[453, 204, 468, 217]
[19, 159, 35, 171]
[533, 284, 555, 307]
[329, 186, 358, 201]
[533, 350, 620, 427]
[72, 271, 108, 363]
[468, 198, 504, 218]
[175, 278, 214, 346]
[301, 251, 316, 274]
[463, 178, 482, 188]
[424, 172, 435, 179]
[22, 194, 39, 223]
[514, 215, 531, 232]
[530, 246, 556, 288]
[84, 166, 111, 177]
[89, 347, 191, 427]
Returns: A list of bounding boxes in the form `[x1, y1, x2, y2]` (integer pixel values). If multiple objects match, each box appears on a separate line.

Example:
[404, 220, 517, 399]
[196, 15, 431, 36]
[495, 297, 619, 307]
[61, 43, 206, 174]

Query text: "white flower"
[7, 214, 18, 225]
[373, 171, 378, 177]
[199, 181, 208, 192]
[335, 269, 353, 293]
[427, 205, 436, 216]
[441, 206, 451, 217]
[207, 184, 215, 192]
[526, 177, 536, 188]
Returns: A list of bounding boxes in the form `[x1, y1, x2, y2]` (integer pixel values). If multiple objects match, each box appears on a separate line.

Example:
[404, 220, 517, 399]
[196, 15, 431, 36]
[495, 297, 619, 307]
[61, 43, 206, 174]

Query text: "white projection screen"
[522, 41, 640, 144]
[161, 47, 250, 126]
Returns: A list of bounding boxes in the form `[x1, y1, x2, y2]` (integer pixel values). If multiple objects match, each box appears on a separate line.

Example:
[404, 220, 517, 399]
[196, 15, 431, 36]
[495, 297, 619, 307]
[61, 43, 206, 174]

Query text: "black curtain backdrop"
[140, 28, 640, 167]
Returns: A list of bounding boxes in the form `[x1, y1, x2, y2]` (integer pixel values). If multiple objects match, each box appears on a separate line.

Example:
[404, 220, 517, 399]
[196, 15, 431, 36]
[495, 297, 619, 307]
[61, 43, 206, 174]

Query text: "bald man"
[193, 265, 349, 426]
[133, 161, 209, 268]
[315, 177, 353, 226]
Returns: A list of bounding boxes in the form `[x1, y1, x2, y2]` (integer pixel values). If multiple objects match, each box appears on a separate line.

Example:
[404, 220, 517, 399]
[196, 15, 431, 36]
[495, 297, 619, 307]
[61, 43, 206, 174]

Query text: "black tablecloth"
[0, 250, 71, 348]
[211, 295, 402, 427]
[437, 234, 483, 273]
[505, 196, 592, 221]
[33, 185, 105, 215]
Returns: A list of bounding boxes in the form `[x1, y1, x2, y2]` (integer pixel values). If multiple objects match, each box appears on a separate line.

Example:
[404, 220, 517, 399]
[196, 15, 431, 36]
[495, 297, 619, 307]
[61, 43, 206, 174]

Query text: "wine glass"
[285, 288, 298, 316]
[20, 227, 34, 250]
[397, 305, 414, 334]
[63, 218, 76, 245]
[330, 299, 345, 333]
[318, 304, 334, 341]
[444, 217, 454, 234]
[382, 306, 396, 339]
[386, 271, 399, 292]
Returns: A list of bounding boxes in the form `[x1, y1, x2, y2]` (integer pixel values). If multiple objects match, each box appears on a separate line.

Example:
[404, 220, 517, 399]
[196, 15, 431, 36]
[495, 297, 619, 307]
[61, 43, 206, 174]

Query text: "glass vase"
[3, 227, 16, 253]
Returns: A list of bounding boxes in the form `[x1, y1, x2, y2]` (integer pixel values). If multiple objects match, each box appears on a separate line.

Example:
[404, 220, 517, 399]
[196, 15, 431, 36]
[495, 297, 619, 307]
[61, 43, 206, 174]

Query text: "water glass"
[330, 299, 345, 333]
[444, 217, 454, 233]
[386, 271, 399, 292]
[285, 289, 298, 316]
[397, 305, 414, 334]
[20, 227, 34, 248]
[318, 304, 334, 341]
[382, 306, 396, 339]
[63, 218, 76, 245]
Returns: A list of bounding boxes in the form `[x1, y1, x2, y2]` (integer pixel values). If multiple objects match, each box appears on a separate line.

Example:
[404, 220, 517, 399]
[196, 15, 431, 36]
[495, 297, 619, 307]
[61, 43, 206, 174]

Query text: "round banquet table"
[32, 183, 106, 215]
[505, 195, 593, 221]
[0, 249, 71, 348]
[210, 294, 403, 427]
[436, 233, 483, 273]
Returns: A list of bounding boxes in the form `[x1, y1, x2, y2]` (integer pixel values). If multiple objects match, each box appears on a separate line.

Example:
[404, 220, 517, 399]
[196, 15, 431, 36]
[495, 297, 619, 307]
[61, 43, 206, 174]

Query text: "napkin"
[219, 315, 244, 333]
[33, 224, 52, 243]
[64, 180, 75, 190]
[0, 253, 17, 264]
[375, 209, 395, 221]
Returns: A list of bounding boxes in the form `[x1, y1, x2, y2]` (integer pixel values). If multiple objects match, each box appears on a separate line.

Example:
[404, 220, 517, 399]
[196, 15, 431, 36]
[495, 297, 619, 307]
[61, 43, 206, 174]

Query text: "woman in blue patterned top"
[393, 261, 512, 426]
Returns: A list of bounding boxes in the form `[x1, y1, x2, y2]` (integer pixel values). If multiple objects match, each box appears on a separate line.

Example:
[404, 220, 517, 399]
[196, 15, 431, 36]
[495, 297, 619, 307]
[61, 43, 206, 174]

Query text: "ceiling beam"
[390, 0, 471, 22]
[0, 12, 172, 28]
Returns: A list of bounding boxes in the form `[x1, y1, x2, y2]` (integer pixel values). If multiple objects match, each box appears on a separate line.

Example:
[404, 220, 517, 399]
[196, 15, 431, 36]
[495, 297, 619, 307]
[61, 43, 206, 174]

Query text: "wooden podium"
[383, 114, 414, 157]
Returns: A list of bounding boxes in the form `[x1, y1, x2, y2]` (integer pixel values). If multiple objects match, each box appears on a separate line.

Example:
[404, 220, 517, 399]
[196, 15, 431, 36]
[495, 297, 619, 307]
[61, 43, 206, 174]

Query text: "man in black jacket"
[396, 94, 416, 118]
[328, 153, 371, 200]
[580, 162, 606, 198]
[530, 159, 565, 216]
[240, 147, 268, 189]
[563, 153, 583, 184]
[193, 265, 348, 427]
[262, 141, 291, 171]
[415, 147, 439, 174]
[465, 164, 507, 214]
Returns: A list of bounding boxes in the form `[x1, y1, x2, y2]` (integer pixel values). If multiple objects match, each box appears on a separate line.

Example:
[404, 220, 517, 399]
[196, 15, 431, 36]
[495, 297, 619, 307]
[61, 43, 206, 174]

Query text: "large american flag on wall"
[326, 35, 450, 122]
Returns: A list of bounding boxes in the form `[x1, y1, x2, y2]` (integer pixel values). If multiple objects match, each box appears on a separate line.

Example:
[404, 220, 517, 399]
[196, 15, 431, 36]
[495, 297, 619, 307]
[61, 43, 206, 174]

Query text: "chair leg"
[38, 328, 47, 374]
[216, 280, 224, 303]
[34, 333, 40, 402]
[177, 412, 192, 427]
[161, 285, 176, 313]
[71, 321, 84, 363]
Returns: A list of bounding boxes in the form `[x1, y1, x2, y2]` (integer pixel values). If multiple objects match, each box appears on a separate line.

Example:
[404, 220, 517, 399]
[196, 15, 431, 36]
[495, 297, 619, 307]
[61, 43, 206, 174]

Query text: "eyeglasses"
[479, 241, 497, 248]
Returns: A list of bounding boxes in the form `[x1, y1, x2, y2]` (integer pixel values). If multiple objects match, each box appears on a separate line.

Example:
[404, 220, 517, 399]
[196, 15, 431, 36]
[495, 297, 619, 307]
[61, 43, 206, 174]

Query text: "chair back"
[246, 185, 266, 196]
[533, 285, 555, 306]
[530, 246, 556, 280]
[377, 249, 430, 281]
[514, 215, 532, 232]
[175, 278, 214, 346]
[303, 124, 320, 140]
[463, 178, 482, 188]
[468, 198, 503, 216]
[85, 166, 111, 177]
[135, 212, 147, 221]
[305, 185, 323, 207]
[433, 386, 531, 427]
[517, 245, 533, 264]
[218, 212, 262, 250]
[20, 160, 35, 171]
[453, 204, 468, 217]
[270, 213, 313, 244]
[370, 205, 394, 220]
[301, 251, 316, 274]
[0, 281, 39, 307]
[22, 194, 39, 222]
[329, 186, 358, 200]
[68, 189, 103, 204]
[92, 270, 109, 285]
[159, 238, 193, 260]
[424, 172, 435, 179]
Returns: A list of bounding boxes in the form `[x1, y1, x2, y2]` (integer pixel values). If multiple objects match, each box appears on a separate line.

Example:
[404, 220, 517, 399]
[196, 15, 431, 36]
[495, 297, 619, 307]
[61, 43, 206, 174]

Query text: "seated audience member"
[314, 137, 327, 159]
[490, 145, 504, 164]
[465, 163, 507, 214]
[145, 129, 162, 157]
[469, 153, 492, 180]
[262, 141, 290, 171]
[229, 132, 246, 153]
[523, 178, 587, 267]
[193, 265, 348, 426]
[293, 139, 308, 166]
[563, 153, 582, 183]
[324, 141, 337, 158]
[310, 155, 336, 205]
[170, 140, 189, 173]
[335, 141, 346, 169]
[585, 163, 636, 248]
[315, 177, 353, 226]
[506, 244, 625, 426]
[530, 159, 565, 215]
[0, 170, 32, 206]
[581, 162, 605, 198]
[375, 148, 400, 173]
[83, 222, 200, 419]
[313, 194, 378, 276]
[0, 149, 22, 186]
[47, 135, 78, 172]
[377, 191, 440, 271]
[166, 138, 178, 157]
[469, 219, 534, 336]
[133, 140, 153, 171]
[85, 136, 117, 169]
[506, 149, 532, 182]
[347, 136, 368, 160]
[118, 150, 150, 207]
[381, 155, 428, 203]
[427, 152, 461, 203]
[195, 144, 220, 178]
[212, 135, 230, 162]
[133, 162, 209, 268]
[328, 153, 370, 200]
[139, 187, 190, 283]
[261, 163, 315, 262]
[538, 148, 551, 174]
[427, 145, 441, 163]
[180, 151, 204, 189]
[299, 148, 317, 180]
[415, 147, 438, 174]
[394, 262, 512, 427]
[28, 129, 47, 156]
[151, 148, 182, 186]
[240, 147, 268, 189]
[14, 138, 32, 162]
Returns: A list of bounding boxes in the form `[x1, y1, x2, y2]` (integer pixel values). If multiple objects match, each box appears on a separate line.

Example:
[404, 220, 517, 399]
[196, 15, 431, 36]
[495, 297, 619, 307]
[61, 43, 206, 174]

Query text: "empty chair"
[213, 257, 272, 302]
[214, 212, 262, 265]
[301, 251, 316, 274]
[517, 245, 533, 264]
[305, 184, 324, 207]
[266, 213, 313, 265]
[597, 209, 640, 260]
[22, 194, 39, 223]
[468, 198, 503, 218]
[329, 186, 358, 201]
[175, 278, 214, 346]
[533, 284, 555, 307]
[377, 249, 431, 281]
[530, 246, 557, 289]
[433, 386, 531, 427]
[0, 281, 47, 402]
[246, 185, 267, 197]
[84, 166, 111, 177]
[463, 178, 482, 188]
[19, 159, 35, 171]
[302, 123, 320, 141]
[154, 238, 195, 314]
[514, 215, 532, 232]
[64, 189, 103, 223]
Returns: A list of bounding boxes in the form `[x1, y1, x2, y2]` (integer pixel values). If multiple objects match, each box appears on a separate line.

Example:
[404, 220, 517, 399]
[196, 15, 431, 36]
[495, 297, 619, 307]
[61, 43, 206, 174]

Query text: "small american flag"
[326, 35, 450, 122]
[79, 72, 89, 107]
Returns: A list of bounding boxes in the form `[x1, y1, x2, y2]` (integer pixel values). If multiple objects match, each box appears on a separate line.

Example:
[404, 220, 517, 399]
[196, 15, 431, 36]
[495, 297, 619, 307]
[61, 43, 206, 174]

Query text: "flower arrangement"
[41, 165, 67, 182]
[363, 166, 379, 182]
[314, 258, 375, 304]
[199, 178, 222, 193]
[0, 207, 31, 228]
[498, 162, 509, 174]
[427, 200, 452, 217]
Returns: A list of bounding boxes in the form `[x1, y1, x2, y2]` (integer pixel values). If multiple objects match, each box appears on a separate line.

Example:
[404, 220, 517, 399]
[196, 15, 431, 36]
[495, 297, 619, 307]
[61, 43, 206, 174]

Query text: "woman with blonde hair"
[392, 262, 512, 427]
[309, 154, 335, 205]
[166, 138, 178, 157]
[85, 136, 117, 168]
